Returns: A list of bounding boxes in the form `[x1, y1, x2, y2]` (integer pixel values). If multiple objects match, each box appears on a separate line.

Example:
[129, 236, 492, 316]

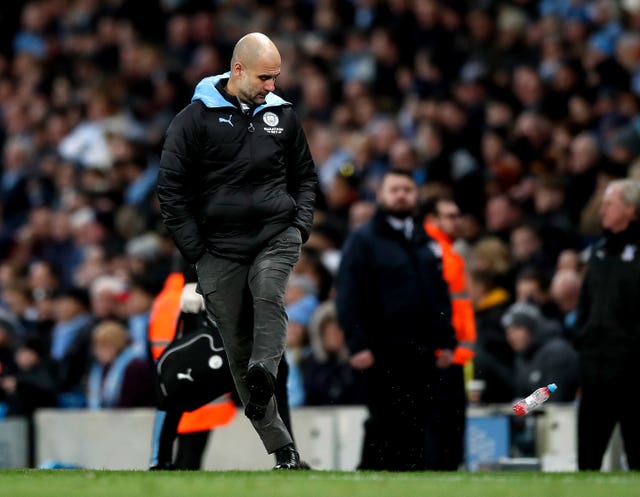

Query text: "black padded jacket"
[157, 73, 317, 263]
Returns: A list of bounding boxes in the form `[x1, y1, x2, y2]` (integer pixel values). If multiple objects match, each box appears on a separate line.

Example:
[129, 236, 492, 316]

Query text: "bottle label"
[524, 397, 538, 409]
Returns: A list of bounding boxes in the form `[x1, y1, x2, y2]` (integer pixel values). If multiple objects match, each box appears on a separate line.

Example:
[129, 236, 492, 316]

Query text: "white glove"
[180, 282, 205, 313]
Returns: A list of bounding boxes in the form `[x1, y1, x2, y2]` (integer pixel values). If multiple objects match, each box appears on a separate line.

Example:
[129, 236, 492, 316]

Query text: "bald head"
[231, 32, 280, 68]
[550, 269, 581, 313]
[227, 33, 282, 106]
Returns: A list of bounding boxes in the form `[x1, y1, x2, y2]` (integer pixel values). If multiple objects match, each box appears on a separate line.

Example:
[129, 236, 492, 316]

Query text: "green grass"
[0, 470, 638, 497]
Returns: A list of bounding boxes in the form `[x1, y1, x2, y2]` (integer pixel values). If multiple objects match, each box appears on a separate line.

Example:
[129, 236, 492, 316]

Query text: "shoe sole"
[245, 366, 274, 421]
[273, 462, 310, 470]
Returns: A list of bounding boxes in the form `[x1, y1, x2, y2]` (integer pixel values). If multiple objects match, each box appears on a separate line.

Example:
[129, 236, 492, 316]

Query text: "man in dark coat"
[576, 178, 640, 470]
[336, 169, 456, 471]
[502, 301, 579, 402]
[157, 33, 316, 469]
[48, 287, 94, 407]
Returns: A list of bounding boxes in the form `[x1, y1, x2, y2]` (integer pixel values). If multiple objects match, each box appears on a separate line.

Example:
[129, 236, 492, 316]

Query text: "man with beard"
[576, 178, 640, 470]
[336, 169, 456, 471]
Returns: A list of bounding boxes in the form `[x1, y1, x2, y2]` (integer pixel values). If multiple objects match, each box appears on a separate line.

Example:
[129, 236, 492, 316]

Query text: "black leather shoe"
[149, 462, 177, 471]
[273, 443, 302, 470]
[245, 364, 275, 421]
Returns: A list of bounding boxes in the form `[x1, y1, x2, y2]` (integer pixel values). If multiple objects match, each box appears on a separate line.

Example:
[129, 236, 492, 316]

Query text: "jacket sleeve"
[336, 231, 372, 355]
[284, 110, 317, 242]
[157, 103, 206, 264]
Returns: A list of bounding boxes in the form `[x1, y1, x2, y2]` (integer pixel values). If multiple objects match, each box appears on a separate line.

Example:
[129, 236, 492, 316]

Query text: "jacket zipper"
[247, 115, 256, 212]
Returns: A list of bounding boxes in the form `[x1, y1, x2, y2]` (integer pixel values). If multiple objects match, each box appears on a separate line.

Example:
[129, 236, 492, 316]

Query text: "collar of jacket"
[191, 72, 291, 115]
[424, 222, 453, 248]
[372, 209, 426, 244]
[603, 220, 640, 253]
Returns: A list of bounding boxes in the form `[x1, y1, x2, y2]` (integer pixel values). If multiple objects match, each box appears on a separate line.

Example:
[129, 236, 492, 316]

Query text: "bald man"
[157, 33, 317, 469]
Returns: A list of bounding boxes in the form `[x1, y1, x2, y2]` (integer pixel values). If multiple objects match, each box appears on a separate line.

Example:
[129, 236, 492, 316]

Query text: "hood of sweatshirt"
[191, 72, 290, 114]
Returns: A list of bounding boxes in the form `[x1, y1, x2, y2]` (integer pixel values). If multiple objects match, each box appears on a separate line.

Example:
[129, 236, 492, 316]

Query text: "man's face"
[377, 174, 417, 216]
[433, 200, 461, 239]
[600, 184, 636, 233]
[505, 325, 531, 353]
[485, 195, 518, 232]
[515, 278, 544, 304]
[511, 227, 540, 262]
[233, 54, 281, 106]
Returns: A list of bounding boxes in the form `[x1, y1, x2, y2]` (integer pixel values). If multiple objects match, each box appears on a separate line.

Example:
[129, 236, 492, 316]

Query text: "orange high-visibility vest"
[149, 272, 185, 361]
[425, 223, 477, 365]
[148, 272, 236, 433]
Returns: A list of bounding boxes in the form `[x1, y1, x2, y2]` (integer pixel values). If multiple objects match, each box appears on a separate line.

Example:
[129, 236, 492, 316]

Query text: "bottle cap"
[547, 383, 557, 392]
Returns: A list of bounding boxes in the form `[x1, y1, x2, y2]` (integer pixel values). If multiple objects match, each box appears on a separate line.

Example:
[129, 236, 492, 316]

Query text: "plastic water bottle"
[512, 383, 557, 416]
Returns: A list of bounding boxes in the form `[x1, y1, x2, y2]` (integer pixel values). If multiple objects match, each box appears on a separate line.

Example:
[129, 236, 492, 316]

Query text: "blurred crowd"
[1, 0, 640, 436]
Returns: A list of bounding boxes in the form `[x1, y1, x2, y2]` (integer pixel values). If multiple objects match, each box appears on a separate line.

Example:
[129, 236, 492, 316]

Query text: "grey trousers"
[196, 226, 301, 453]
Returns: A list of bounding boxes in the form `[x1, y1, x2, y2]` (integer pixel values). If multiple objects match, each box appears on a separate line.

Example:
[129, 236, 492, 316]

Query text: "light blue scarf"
[88, 345, 145, 409]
